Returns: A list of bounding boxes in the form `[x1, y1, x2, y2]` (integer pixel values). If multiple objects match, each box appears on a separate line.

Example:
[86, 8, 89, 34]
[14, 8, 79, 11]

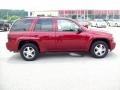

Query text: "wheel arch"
[89, 38, 110, 51]
[18, 40, 40, 52]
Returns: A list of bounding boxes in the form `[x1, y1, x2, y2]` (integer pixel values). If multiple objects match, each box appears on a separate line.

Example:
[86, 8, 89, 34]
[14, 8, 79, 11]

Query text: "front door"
[56, 19, 85, 51]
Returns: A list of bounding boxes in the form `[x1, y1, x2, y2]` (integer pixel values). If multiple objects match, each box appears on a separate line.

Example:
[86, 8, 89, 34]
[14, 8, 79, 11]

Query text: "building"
[29, 10, 59, 17]
[29, 10, 120, 20]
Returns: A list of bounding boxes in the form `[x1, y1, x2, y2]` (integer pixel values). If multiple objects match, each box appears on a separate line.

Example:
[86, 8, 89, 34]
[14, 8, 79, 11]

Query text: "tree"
[10, 16, 20, 20]
[0, 9, 28, 19]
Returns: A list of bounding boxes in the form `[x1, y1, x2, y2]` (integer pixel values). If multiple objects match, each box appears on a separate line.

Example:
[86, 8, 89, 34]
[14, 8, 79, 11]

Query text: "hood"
[88, 30, 112, 36]
[82, 27, 112, 37]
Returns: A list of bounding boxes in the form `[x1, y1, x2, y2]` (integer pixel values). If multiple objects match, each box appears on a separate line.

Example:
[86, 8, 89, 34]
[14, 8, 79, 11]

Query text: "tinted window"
[11, 19, 32, 31]
[57, 19, 79, 32]
[35, 19, 53, 31]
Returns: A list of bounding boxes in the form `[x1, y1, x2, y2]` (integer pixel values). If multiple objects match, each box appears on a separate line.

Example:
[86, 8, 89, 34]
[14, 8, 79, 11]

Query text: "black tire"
[20, 43, 39, 61]
[90, 41, 108, 58]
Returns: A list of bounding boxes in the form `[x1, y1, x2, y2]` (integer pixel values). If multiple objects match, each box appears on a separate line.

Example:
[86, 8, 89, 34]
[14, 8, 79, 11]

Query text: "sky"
[0, 0, 120, 11]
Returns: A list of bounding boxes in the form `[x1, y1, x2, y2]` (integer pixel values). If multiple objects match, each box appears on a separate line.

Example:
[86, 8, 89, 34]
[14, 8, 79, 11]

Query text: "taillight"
[8, 34, 10, 40]
[8, 34, 12, 41]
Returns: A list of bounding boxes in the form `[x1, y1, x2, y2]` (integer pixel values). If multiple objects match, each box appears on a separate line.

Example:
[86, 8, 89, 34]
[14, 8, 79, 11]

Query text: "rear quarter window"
[10, 19, 33, 32]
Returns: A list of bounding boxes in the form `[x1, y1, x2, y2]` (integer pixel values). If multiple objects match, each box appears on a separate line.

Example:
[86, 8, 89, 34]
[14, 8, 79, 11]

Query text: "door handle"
[33, 35, 39, 37]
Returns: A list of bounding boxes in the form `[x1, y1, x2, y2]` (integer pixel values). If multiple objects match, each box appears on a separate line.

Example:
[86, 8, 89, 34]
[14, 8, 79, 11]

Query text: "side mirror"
[84, 25, 88, 28]
[77, 28, 82, 33]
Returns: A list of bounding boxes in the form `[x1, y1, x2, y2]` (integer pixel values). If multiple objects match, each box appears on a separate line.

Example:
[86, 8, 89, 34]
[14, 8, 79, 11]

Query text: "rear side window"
[35, 19, 53, 31]
[10, 19, 33, 31]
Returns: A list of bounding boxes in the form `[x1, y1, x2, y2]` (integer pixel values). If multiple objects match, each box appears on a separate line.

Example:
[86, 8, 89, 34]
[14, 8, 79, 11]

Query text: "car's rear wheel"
[90, 41, 108, 58]
[20, 43, 39, 61]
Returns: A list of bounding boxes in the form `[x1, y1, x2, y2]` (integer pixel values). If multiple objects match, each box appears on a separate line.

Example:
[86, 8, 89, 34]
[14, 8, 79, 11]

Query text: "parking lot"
[0, 27, 120, 90]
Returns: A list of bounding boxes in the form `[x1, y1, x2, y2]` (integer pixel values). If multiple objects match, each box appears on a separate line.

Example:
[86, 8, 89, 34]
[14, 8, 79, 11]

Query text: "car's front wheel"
[20, 43, 39, 61]
[90, 41, 108, 58]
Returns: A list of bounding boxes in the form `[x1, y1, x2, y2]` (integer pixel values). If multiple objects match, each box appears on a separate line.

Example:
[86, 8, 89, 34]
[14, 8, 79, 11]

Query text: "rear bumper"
[6, 42, 12, 51]
[6, 42, 17, 52]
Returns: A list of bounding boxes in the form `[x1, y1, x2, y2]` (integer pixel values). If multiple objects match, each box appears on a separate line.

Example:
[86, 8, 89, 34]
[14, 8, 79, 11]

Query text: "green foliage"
[0, 9, 28, 20]
[3, 15, 8, 19]
[2, 15, 20, 20]
[9, 16, 20, 20]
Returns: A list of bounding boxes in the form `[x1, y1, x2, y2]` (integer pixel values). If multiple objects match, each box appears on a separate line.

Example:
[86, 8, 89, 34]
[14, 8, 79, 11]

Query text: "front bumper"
[110, 41, 116, 50]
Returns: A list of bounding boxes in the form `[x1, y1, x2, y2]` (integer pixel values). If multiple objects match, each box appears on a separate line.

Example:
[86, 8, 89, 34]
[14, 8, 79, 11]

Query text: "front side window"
[57, 19, 79, 32]
[35, 19, 53, 31]
[11, 19, 32, 31]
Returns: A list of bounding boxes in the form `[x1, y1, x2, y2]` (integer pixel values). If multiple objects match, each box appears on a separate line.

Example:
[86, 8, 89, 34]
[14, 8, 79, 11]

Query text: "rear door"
[32, 18, 56, 52]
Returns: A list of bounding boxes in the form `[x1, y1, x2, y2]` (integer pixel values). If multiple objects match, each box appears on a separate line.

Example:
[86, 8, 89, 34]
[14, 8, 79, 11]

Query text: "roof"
[21, 16, 72, 19]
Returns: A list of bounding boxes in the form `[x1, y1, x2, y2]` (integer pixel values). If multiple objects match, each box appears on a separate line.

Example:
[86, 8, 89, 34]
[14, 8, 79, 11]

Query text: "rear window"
[10, 19, 33, 31]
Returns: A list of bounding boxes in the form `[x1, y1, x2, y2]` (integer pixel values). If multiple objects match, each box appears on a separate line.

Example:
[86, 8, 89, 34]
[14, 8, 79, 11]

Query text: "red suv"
[6, 17, 116, 61]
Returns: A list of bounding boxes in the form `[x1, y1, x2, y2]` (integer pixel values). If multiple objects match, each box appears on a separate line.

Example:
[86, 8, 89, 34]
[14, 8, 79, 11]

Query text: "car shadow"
[7, 52, 86, 64]
[7, 52, 117, 64]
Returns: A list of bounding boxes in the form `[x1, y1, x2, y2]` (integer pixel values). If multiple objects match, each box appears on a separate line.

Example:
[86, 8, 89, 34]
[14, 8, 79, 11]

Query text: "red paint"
[6, 17, 116, 53]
